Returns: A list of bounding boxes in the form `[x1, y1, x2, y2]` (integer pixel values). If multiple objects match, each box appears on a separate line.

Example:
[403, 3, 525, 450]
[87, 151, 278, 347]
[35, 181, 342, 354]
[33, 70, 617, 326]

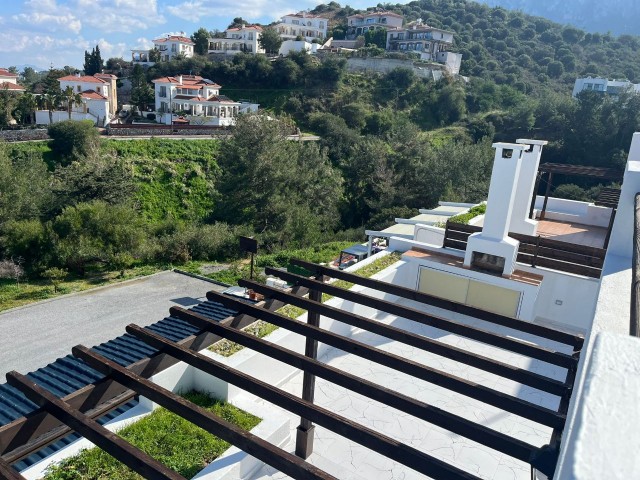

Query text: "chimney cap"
[492, 142, 528, 151]
[516, 139, 549, 146]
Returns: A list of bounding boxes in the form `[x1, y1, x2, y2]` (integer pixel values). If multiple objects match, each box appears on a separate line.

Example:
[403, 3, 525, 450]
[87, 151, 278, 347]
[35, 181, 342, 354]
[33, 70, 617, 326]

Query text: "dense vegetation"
[2, 1, 640, 289]
[44, 391, 260, 480]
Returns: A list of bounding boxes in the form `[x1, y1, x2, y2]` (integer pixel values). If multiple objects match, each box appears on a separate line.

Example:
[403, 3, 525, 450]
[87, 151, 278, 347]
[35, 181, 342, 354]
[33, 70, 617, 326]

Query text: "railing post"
[631, 193, 640, 337]
[295, 278, 322, 458]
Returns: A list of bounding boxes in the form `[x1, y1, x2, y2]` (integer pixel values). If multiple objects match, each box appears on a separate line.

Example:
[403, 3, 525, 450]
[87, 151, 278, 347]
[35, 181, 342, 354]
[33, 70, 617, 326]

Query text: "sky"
[0, 0, 381, 70]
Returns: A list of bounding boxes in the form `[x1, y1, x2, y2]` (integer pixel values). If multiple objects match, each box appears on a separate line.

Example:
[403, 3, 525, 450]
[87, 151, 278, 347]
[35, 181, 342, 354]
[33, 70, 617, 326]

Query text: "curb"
[172, 269, 231, 288]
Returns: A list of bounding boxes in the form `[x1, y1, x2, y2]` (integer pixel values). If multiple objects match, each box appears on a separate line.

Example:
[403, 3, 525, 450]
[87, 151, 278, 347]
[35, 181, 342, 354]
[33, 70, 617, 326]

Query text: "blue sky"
[0, 0, 383, 70]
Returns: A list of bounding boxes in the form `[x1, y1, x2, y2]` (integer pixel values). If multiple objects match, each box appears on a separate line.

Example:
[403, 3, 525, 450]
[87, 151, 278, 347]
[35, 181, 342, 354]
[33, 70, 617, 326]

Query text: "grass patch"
[447, 204, 486, 225]
[208, 252, 403, 357]
[44, 391, 260, 480]
[208, 320, 280, 357]
[0, 265, 164, 313]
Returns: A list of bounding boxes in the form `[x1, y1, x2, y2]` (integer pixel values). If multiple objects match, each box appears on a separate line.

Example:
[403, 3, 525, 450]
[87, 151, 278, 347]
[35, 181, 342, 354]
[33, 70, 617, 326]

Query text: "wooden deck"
[536, 219, 607, 248]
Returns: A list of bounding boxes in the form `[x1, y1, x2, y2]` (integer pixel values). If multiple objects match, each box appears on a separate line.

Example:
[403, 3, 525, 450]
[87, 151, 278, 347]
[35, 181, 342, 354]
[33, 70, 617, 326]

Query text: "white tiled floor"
[248, 290, 572, 479]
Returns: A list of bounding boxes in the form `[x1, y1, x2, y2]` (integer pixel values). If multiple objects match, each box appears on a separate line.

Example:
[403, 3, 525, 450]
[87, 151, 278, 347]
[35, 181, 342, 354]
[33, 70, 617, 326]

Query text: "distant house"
[346, 11, 404, 39]
[152, 74, 258, 126]
[0, 68, 25, 93]
[34, 73, 118, 126]
[275, 12, 329, 42]
[572, 77, 640, 97]
[132, 33, 194, 65]
[208, 25, 264, 55]
[386, 21, 462, 74]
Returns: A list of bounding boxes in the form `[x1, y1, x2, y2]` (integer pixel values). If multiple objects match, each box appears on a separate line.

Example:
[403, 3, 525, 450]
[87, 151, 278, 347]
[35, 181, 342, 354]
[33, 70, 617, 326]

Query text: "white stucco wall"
[533, 196, 613, 228]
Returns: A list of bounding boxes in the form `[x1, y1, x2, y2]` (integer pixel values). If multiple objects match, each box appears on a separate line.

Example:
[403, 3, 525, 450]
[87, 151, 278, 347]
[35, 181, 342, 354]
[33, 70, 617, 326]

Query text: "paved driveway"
[0, 271, 225, 379]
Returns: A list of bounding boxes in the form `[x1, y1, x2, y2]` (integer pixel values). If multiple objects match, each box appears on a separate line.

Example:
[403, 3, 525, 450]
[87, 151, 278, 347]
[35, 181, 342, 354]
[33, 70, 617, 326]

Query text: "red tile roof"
[94, 73, 117, 79]
[81, 89, 107, 100]
[0, 68, 18, 77]
[283, 12, 329, 19]
[154, 35, 194, 44]
[172, 94, 237, 104]
[58, 75, 107, 84]
[348, 11, 404, 19]
[0, 82, 24, 91]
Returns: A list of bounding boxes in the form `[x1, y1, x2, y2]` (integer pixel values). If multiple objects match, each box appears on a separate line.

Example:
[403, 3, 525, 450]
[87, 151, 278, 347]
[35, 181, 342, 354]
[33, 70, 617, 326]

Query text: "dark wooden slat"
[518, 244, 604, 268]
[0, 318, 256, 461]
[124, 325, 481, 480]
[169, 306, 543, 464]
[207, 291, 565, 429]
[443, 229, 473, 242]
[290, 259, 583, 349]
[244, 276, 569, 395]
[516, 253, 601, 278]
[443, 239, 468, 250]
[0, 457, 24, 480]
[71, 346, 336, 480]
[5, 372, 185, 480]
[538, 163, 623, 180]
[632, 193, 640, 337]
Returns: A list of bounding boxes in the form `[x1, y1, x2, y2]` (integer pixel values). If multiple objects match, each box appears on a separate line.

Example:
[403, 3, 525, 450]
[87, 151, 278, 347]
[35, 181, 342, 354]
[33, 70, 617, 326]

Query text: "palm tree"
[61, 86, 83, 120]
[39, 92, 59, 125]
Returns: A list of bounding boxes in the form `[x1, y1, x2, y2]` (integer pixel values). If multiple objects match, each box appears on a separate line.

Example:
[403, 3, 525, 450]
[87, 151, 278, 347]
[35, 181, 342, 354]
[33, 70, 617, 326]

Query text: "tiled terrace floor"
[247, 291, 573, 480]
[536, 219, 607, 248]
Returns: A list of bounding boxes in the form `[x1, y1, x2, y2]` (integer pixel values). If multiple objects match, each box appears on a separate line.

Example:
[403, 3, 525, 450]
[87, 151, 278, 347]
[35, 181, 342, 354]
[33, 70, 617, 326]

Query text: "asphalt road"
[0, 271, 225, 380]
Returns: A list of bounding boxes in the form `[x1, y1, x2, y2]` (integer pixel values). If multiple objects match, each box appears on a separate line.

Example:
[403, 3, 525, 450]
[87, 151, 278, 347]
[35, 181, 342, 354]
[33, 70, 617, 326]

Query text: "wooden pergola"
[531, 163, 624, 248]
[0, 260, 585, 480]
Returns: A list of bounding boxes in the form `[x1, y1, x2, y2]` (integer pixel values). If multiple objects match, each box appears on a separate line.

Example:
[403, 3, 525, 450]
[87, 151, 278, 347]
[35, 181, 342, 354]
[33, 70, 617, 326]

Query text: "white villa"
[572, 76, 640, 97]
[0, 68, 24, 93]
[275, 12, 329, 42]
[132, 34, 194, 65]
[152, 74, 258, 126]
[346, 10, 404, 39]
[34, 73, 118, 126]
[208, 25, 264, 55]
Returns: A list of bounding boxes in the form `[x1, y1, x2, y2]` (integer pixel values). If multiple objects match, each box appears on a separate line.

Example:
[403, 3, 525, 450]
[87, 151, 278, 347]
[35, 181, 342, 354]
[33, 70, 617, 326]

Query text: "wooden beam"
[71, 346, 336, 480]
[125, 324, 481, 480]
[168, 306, 543, 464]
[5, 371, 185, 480]
[206, 291, 565, 429]
[289, 259, 583, 349]
[244, 275, 570, 394]
[0, 457, 24, 480]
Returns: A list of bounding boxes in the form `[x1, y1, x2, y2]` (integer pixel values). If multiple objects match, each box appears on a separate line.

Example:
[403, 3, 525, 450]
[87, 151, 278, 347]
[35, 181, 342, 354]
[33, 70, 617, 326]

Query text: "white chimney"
[509, 139, 548, 236]
[178, 75, 183, 85]
[464, 143, 527, 277]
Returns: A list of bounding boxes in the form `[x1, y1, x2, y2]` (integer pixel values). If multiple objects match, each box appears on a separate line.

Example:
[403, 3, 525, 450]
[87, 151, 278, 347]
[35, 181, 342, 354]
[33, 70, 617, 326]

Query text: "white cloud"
[13, 12, 82, 34]
[161, 0, 321, 25]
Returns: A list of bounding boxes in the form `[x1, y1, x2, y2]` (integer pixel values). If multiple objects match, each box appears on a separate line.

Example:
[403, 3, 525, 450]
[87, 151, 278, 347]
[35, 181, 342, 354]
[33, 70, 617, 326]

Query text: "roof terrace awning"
[0, 260, 584, 480]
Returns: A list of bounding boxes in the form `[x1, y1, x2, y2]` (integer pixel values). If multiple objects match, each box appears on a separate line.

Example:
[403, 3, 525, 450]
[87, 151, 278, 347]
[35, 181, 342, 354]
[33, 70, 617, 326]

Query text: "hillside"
[311, 0, 640, 90]
[478, 0, 640, 36]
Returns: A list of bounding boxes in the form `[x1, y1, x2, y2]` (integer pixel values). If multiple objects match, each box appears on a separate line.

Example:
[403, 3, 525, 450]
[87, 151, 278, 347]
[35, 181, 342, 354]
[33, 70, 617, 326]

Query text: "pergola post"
[540, 171, 553, 221]
[295, 280, 322, 458]
[529, 171, 542, 219]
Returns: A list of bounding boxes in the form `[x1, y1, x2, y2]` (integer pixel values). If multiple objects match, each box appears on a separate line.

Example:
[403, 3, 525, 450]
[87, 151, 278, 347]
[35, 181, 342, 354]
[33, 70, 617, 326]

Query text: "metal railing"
[631, 193, 640, 336]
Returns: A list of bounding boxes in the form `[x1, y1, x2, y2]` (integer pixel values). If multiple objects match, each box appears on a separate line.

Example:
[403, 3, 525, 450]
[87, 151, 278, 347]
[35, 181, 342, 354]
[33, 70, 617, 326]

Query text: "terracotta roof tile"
[58, 75, 107, 84]
[81, 89, 108, 100]
[154, 35, 194, 44]
[0, 82, 24, 91]
[0, 68, 18, 77]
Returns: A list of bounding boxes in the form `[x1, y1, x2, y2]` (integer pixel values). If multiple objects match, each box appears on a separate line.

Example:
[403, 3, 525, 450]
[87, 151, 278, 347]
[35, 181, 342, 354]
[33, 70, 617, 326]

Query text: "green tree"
[42, 267, 67, 292]
[130, 64, 154, 113]
[149, 47, 162, 63]
[13, 93, 37, 125]
[191, 27, 213, 55]
[47, 120, 99, 164]
[364, 28, 387, 49]
[83, 45, 104, 75]
[258, 28, 283, 55]
[60, 86, 83, 120]
[0, 85, 18, 126]
[228, 17, 249, 29]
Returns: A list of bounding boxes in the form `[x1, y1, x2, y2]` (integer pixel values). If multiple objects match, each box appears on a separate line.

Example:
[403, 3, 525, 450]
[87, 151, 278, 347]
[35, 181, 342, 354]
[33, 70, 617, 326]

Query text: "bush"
[146, 113, 156, 120]
[47, 120, 99, 165]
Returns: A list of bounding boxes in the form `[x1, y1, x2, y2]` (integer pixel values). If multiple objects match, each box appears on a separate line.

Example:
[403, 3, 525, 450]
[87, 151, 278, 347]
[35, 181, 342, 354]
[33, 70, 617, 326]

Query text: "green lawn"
[44, 391, 260, 480]
[0, 265, 163, 313]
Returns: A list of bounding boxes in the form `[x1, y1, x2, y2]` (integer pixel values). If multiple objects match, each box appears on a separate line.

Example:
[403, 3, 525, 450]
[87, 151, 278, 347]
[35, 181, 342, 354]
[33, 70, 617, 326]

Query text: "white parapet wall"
[533, 196, 612, 228]
[555, 132, 640, 479]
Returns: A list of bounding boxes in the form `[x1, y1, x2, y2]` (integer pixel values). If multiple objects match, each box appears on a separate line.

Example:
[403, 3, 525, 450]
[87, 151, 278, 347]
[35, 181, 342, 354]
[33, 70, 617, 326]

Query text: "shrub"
[47, 120, 99, 165]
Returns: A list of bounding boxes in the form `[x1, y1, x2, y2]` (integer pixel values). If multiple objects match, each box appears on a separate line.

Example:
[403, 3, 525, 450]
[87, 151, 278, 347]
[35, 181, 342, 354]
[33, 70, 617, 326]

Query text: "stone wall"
[106, 125, 230, 136]
[346, 57, 445, 80]
[0, 129, 49, 142]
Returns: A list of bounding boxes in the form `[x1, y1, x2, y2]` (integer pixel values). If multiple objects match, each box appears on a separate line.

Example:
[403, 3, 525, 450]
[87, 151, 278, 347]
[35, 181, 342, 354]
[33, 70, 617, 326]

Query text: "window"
[77, 85, 81, 92]
[171, 44, 177, 52]
[293, 20, 299, 25]
[319, 22, 324, 28]
[248, 33, 254, 40]
[159, 86, 167, 98]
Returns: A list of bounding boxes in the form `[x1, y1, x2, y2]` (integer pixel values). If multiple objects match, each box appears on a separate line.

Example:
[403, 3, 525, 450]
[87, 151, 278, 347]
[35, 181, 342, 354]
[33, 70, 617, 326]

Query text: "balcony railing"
[631, 193, 640, 336]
